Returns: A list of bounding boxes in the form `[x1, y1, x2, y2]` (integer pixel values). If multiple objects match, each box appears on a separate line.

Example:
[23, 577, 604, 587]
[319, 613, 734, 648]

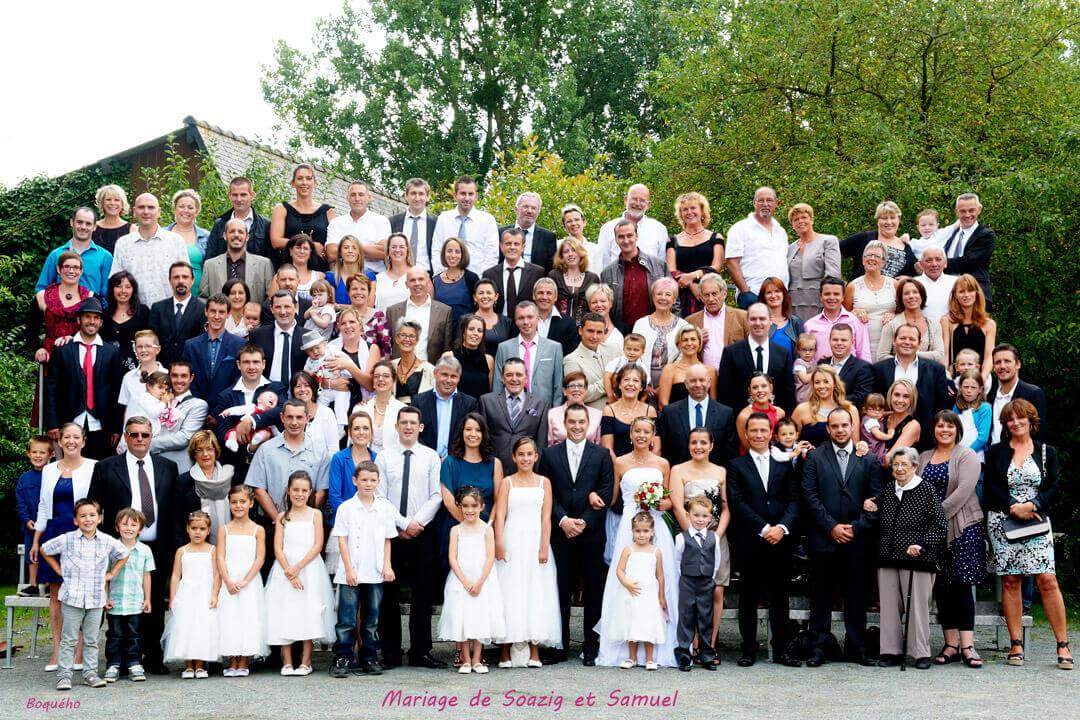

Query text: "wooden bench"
[3, 545, 51, 669]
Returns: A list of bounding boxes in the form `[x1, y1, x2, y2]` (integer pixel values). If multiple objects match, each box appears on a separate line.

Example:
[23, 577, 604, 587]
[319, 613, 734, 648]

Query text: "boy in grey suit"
[673, 495, 720, 671]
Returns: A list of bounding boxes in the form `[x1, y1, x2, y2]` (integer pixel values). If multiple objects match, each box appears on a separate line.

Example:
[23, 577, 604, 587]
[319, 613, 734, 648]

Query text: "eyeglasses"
[566, 383, 587, 390]
[864, 254, 884, 261]
[127, 432, 151, 439]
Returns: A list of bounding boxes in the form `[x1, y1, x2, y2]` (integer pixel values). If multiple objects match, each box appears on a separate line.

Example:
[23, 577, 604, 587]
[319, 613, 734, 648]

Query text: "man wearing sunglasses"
[89, 416, 199, 676]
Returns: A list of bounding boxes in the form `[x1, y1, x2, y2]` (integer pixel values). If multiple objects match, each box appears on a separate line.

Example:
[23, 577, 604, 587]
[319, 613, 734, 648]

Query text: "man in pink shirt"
[803, 277, 871, 362]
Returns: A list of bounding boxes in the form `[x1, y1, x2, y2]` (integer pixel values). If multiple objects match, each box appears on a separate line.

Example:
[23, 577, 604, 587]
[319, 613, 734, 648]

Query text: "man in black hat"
[45, 297, 123, 458]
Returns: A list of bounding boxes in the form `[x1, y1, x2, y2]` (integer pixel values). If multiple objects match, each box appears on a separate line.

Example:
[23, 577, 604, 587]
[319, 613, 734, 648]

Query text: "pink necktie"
[522, 340, 534, 392]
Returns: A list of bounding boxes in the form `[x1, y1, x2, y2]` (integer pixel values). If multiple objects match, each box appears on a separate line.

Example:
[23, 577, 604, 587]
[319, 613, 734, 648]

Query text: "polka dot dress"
[924, 462, 985, 584]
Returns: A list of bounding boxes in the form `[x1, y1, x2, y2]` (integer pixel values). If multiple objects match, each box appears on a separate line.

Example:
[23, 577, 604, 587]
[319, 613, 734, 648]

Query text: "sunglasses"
[127, 432, 151, 439]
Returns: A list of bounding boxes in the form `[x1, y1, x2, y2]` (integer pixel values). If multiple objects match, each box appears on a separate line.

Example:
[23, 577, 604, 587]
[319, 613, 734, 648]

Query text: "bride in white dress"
[596, 417, 679, 667]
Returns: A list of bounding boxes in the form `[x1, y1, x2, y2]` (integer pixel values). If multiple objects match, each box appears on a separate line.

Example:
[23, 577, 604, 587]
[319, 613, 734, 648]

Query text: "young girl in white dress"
[610, 512, 668, 670]
[162, 511, 219, 678]
[597, 416, 679, 667]
[264, 471, 335, 676]
[493, 438, 561, 668]
[438, 486, 505, 674]
[215, 486, 268, 677]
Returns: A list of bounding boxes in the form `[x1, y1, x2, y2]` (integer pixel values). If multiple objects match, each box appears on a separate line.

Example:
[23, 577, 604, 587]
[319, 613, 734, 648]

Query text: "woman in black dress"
[666, 192, 724, 317]
[92, 184, 132, 254]
[940, 274, 997, 379]
[450, 313, 494, 399]
[471, 278, 513, 357]
[99, 271, 150, 373]
[548, 237, 599, 324]
[390, 319, 433, 404]
[270, 163, 336, 270]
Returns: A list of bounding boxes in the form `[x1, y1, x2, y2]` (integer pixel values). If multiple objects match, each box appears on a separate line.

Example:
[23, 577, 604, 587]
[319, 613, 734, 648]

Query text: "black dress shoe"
[856, 655, 878, 667]
[702, 661, 717, 671]
[582, 656, 596, 667]
[678, 663, 692, 672]
[737, 655, 756, 667]
[805, 655, 825, 668]
[382, 654, 403, 669]
[145, 663, 170, 675]
[539, 650, 567, 664]
[877, 654, 901, 667]
[914, 657, 933, 670]
[774, 654, 802, 668]
[409, 654, 447, 669]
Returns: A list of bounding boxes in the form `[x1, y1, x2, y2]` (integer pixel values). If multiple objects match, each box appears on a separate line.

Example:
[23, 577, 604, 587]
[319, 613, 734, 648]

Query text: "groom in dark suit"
[88, 417, 199, 674]
[659, 363, 738, 467]
[537, 404, 614, 666]
[800, 408, 882, 667]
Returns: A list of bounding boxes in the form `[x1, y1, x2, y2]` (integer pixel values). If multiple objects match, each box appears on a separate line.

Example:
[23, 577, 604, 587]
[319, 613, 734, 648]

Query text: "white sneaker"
[223, 668, 237, 677]
[181, 668, 196, 679]
[235, 668, 250, 677]
[280, 665, 295, 676]
[194, 668, 209, 679]
[104, 666, 120, 683]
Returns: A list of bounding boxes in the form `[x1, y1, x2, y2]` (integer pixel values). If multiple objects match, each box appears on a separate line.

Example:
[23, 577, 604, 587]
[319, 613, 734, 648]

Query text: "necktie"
[136, 459, 155, 527]
[755, 345, 764, 372]
[399, 449, 413, 517]
[410, 216, 420, 260]
[837, 448, 849, 477]
[695, 402, 704, 428]
[521, 227, 531, 261]
[757, 454, 769, 490]
[570, 444, 581, 479]
[175, 301, 183, 329]
[457, 216, 468, 242]
[522, 341, 534, 392]
[81, 343, 95, 411]
[509, 395, 521, 425]
[208, 337, 220, 369]
[279, 331, 291, 384]
[952, 230, 965, 258]
[695, 531, 704, 547]
[505, 266, 518, 313]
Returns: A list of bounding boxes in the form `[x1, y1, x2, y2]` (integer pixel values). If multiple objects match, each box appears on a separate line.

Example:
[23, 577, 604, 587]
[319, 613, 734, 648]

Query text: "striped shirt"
[107, 541, 155, 615]
[41, 530, 128, 609]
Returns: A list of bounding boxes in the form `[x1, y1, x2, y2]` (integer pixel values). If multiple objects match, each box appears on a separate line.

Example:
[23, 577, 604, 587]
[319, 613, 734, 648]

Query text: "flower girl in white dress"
[215, 486, 268, 677]
[493, 438, 561, 667]
[162, 511, 219, 678]
[609, 512, 669, 670]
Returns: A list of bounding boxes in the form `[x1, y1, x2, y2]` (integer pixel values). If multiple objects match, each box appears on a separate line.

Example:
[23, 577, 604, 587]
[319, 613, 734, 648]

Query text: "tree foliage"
[261, 0, 674, 189]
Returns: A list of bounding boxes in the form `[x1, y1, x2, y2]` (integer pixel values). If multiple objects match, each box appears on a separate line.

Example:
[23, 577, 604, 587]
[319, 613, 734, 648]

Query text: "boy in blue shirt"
[16, 436, 52, 596]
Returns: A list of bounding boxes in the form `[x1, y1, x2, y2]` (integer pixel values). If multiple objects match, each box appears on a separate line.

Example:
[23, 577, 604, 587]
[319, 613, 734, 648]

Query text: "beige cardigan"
[917, 445, 983, 544]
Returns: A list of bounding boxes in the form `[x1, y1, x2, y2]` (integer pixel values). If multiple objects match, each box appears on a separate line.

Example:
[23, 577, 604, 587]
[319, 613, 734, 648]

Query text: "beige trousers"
[877, 568, 936, 658]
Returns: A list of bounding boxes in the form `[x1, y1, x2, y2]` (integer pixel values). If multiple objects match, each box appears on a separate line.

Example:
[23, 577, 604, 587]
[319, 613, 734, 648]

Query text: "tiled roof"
[185, 116, 405, 217]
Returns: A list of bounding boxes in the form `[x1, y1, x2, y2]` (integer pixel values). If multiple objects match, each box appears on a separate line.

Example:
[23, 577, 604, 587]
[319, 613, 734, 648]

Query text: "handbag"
[1001, 444, 1051, 543]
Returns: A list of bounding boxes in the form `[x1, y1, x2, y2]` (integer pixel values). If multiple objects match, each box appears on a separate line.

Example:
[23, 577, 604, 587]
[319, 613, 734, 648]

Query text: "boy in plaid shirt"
[104, 508, 155, 682]
[41, 498, 128, 691]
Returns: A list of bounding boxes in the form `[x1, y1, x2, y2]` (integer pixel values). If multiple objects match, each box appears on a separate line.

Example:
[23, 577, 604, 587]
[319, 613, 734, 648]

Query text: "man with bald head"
[718, 302, 796, 413]
[109, 193, 189, 304]
[385, 266, 454, 362]
[914, 246, 956, 323]
[660, 362, 738, 467]
[596, 183, 669, 267]
[199, 219, 274, 300]
[725, 187, 789, 309]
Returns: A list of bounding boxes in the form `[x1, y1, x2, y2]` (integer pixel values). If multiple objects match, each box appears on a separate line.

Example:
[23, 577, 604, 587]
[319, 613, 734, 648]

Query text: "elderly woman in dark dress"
[839, 200, 917, 280]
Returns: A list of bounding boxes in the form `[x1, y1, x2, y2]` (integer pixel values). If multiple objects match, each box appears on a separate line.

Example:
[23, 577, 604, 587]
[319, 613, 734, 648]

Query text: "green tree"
[262, 0, 673, 189]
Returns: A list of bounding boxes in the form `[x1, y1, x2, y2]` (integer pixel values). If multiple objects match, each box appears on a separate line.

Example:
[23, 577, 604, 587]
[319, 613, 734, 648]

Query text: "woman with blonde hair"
[325, 235, 368, 306]
[548, 236, 599, 324]
[786, 203, 840, 323]
[667, 192, 724, 317]
[839, 200, 917, 279]
[657, 325, 717, 408]
[374, 232, 414, 312]
[940, 274, 997, 379]
[167, 189, 210, 291]
[92, 184, 132, 253]
[791, 364, 860, 447]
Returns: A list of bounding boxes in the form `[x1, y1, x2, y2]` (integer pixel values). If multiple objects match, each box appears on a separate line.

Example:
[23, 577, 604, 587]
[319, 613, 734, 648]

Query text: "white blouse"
[35, 459, 96, 528]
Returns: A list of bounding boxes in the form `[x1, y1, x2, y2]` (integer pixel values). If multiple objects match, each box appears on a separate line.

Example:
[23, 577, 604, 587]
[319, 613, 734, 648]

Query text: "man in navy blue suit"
[413, 356, 477, 457]
[181, 294, 244, 408]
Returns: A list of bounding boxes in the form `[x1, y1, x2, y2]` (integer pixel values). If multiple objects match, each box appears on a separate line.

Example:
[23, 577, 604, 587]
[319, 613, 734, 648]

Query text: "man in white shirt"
[480, 228, 544, 316]
[914, 247, 957, 323]
[431, 175, 499, 274]
[941, 193, 996, 309]
[596, 183, 669, 267]
[252, 292, 304, 386]
[725, 187, 789, 309]
[326, 181, 392, 268]
[389, 178, 437, 272]
[110, 193, 189, 305]
[374, 407, 446, 669]
[987, 344, 1048, 443]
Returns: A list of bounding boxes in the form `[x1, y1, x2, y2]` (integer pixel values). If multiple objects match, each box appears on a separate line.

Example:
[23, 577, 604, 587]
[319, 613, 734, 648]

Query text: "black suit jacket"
[872, 357, 949, 449]
[390, 212, 438, 271]
[148, 296, 206, 367]
[987, 378, 1048, 440]
[839, 230, 917, 279]
[414, 389, 478, 452]
[544, 315, 580, 357]
[211, 381, 289, 444]
[727, 454, 800, 545]
[820, 355, 876, 409]
[45, 339, 123, 433]
[205, 209, 272, 260]
[251, 323, 307, 386]
[87, 453, 198, 562]
[537, 440, 614, 541]
[801, 444, 882, 554]
[499, 225, 558, 274]
[942, 224, 996, 309]
[984, 440, 1059, 514]
[659, 398, 738, 467]
[718, 340, 796, 414]
[481, 262, 546, 315]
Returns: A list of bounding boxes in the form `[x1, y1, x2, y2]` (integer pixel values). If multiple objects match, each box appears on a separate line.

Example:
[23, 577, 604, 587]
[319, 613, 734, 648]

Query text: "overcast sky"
[0, 0, 357, 186]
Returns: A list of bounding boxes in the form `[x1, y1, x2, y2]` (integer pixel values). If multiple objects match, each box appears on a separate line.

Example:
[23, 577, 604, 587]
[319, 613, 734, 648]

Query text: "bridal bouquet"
[634, 480, 668, 511]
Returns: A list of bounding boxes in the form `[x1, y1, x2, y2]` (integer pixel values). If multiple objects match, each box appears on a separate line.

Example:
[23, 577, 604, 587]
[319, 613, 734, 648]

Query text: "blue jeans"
[334, 583, 383, 662]
[736, 291, 758, 309]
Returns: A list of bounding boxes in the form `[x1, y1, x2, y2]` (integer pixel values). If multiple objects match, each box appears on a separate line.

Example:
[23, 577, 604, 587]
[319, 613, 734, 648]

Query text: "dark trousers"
[379, 532, 436, 661]
[809, 550, 868, 658]
[738, 541, 793, 654]
[934, 576, 975, 632]
[552, 533, 605, 658]
[675, 575, 715, 664]
[334, 583, 383, 663]
[143, 543, 170, 668]
[104, 613, 143, 670]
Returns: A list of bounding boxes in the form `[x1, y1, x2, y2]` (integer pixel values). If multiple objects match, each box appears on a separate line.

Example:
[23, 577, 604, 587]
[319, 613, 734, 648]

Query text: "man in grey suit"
[493, 301, 563, 406]
[562, 313, 614, 410]
[479, 358, 549, 474]
[149, 361, 208, 474]
[385, 267, 454, 363]
[199, 219, 274, 301]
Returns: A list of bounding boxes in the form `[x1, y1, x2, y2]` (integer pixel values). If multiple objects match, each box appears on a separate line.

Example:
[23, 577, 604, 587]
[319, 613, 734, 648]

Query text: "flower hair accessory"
[634, 479, 668, 511]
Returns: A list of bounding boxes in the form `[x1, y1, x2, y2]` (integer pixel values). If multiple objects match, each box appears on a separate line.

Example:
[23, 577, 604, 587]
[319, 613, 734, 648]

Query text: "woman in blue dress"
[30, 424, 96, 671]
[433, 238, 479, 329]
[439, 413, 504, 559]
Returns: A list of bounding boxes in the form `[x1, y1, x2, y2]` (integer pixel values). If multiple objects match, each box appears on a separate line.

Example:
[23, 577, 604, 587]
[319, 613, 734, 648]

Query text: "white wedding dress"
[595, 467, 679, 667]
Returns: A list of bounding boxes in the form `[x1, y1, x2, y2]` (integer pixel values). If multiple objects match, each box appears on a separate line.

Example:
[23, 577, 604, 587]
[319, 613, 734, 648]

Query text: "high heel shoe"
[1057, 641, 1073, 671]
[1007, 639, 1024, 667]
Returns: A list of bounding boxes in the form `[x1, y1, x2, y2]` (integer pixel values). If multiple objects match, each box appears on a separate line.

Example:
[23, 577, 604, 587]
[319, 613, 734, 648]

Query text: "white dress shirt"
[748, 336, 771, 374]
[946, 222, 979, 259]
[403, 212, 431, 271]
[232, 375, 272, 407]
[916, 273, 958, 324]
[330, 495, 398, 583]
[375, 443, 443, 529]
[124, 452, 159, 542]
[566, 437, 587, 479]
[596, 215, 668, 267]
[725, 213, 790, 291]
[403, 296, 433, 362]
[432, 208, 499, 274]
[516, 224, 537, 264]
[74, 333, 104, 431]
[518, 335, 540, 378]
[537, 307, 560, 339]
[991, 382, 1016, 444]
[269, 321, 298, 384]
[687, 397, 710, 430]
[326, 210, 392, 273]
[893, 356, 919, 385]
